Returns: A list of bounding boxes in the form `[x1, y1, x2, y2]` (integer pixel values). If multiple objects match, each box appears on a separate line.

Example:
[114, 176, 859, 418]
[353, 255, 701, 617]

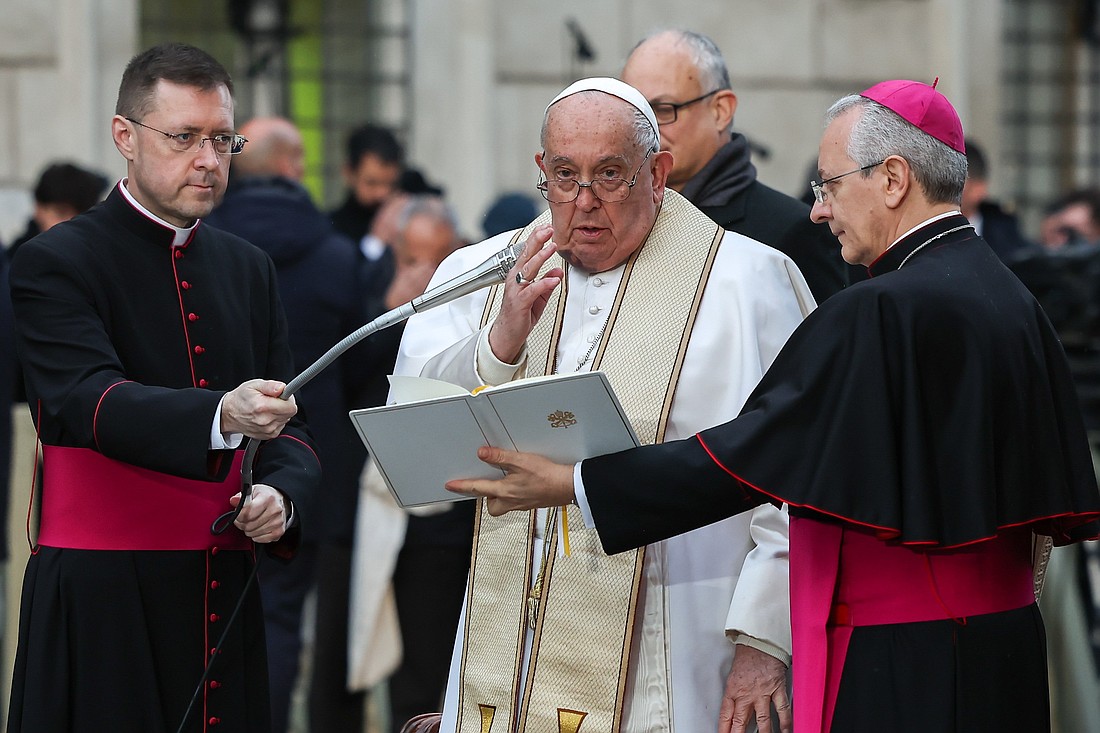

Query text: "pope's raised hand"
[487, 225, 563, 364]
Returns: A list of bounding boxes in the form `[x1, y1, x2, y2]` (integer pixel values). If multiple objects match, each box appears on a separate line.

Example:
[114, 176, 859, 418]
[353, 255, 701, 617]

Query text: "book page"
[351, 396, 506, 507]
[387, 374, 469, 403]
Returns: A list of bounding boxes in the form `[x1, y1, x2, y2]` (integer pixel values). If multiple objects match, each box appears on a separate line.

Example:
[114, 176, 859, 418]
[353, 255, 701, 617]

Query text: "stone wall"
[409, 0, 1005, 239]
[0, 0, 136, 244]
[0, 0, 1009, 245]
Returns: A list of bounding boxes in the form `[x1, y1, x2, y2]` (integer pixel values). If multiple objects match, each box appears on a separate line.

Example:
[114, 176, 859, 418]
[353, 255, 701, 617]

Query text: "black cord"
[175, 554, 260, 733]
[178, 436, 262, 733]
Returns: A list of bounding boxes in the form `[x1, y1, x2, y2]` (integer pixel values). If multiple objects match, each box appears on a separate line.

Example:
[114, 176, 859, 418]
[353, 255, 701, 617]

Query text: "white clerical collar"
[887, 210, 963, 252]
[117, 178, 200, 247]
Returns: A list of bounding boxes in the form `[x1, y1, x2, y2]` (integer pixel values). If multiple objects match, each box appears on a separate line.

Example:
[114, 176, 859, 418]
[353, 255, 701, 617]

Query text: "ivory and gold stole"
[455, 190, 722, 733]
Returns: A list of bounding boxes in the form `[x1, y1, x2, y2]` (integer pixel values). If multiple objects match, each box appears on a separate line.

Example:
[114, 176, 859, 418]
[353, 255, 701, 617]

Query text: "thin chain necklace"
[554, 263, 614, 373]
[897, 224, 973, 269]
[574, 315, 611, 371]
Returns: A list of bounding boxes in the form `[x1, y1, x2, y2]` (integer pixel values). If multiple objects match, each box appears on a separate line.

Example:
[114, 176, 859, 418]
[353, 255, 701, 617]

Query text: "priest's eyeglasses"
[537, 150, 652, 204]
[650, 89, 722, 125]
[126, 117, 248, 156]
[810, 161, 884, 204]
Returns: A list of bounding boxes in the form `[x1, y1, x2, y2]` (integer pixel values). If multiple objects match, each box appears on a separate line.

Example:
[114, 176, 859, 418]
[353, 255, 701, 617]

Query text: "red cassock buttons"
[208, 717, 220, 726]
[209, 613, 220, 623]
[194, 345, 205, 354]
[211, 546, 219, 556]
[198, 379, 208, 387]
[210, 580, 219, 589]
[188, 313, 199, 322]
[174, 250, 183, 260]
[209, 647, 218, 657]
[209, 680, 221, 690]
[181, 280, 191, 289]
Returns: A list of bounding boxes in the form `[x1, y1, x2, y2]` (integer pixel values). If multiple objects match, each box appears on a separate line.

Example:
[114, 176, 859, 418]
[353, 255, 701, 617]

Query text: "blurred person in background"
[1039, 188, 1100, 251]
[330, 123, 405, 253]
[315, 193, 462, 733]
[204, 115, 369, 733]
[9, 162, 108, 255]
[960, 137, 1035, 262]
[11, 163, 109, 406]
[481, 192, 540, 239]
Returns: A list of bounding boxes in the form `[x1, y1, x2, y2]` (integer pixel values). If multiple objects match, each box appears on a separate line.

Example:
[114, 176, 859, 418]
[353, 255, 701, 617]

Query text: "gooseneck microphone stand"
[176, 240, 523, 733]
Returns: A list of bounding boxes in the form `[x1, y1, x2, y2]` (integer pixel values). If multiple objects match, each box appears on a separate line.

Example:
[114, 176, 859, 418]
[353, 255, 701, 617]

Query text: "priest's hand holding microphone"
[220, 378, 299, 542]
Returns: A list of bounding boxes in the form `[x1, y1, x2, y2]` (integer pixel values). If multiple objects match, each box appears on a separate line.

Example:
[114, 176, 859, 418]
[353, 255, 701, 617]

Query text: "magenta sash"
[39, 446, 251, 551]
[789, 517, 1034, 733]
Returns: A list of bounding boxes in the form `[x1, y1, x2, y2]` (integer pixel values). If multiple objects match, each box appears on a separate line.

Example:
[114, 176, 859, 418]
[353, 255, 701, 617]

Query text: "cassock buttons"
[181, 281, 191, 290]
[199, 379, 208, 387]
[211, 546, 219, 556]
[209, 680, 221, 690]
[208, 717, 220, 726]
[593, 277, 605, 287]
[174, 250, 183, 260]
[210, 580, 219, 589]
[194, 345, 205, 355]
[209, 613, 220, 623]
[588, 306, 600, 315]
[188, 313, 199, 322]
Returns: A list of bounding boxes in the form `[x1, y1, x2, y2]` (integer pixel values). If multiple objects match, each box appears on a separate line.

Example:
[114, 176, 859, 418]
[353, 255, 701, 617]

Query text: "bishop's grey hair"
[825, 94, 967, 205]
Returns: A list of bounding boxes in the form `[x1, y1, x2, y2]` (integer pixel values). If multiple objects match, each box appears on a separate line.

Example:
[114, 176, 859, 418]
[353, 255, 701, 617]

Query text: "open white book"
[349, 371, 640, 507]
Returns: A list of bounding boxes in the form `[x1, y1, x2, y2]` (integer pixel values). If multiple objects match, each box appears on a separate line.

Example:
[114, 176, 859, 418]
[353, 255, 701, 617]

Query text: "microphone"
[210, 236, 528, 527]
[394, 238, 525, 323]
[285, 238, 524, 392]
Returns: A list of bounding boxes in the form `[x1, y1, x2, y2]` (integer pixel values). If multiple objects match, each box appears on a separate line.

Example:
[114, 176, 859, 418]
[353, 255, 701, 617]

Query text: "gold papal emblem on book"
[547, 410, 577, 428]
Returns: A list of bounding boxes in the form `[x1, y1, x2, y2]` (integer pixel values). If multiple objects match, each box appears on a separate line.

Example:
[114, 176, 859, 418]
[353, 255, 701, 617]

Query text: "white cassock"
[393, 227, 815, 732]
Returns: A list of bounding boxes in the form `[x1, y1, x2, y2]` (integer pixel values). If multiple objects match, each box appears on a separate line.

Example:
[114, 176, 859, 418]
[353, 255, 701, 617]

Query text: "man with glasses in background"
[622, 29, 847, 303]
[393, 77, 814, 733]
[7, 43, 319, 732]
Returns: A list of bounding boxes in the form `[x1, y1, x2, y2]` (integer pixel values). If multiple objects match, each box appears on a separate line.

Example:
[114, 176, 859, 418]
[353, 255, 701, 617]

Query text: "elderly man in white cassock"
[393, 77, 815, 733]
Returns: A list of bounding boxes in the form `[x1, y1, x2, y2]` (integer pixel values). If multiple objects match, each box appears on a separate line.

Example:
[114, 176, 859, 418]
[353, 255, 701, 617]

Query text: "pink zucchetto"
[860, 79, 966, 154]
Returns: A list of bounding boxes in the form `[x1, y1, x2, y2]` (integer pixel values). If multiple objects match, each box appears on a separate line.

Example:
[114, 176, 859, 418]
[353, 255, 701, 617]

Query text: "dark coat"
[681, 136, 847, 302]
[585, 215, 1099, 550]
[977, 199, 1037, 262]
[697, 180, 847, 303]
[7, 185, 321, 733]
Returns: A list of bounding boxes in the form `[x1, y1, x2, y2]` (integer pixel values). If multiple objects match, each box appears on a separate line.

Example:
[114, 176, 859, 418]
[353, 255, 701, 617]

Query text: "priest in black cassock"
[447, 80, 1100, 733]
[7, 44, 320, 733]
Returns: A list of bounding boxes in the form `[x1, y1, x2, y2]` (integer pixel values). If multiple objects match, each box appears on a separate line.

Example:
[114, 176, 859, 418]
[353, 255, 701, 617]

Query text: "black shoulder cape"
[585, 215, 1100, 551]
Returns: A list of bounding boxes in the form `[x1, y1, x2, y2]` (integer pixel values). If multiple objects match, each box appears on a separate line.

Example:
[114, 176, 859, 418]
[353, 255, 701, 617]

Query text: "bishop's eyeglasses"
[810, 161, 884, 204]
[537, 150, 653, 204]
[126, 117, 248, 156]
